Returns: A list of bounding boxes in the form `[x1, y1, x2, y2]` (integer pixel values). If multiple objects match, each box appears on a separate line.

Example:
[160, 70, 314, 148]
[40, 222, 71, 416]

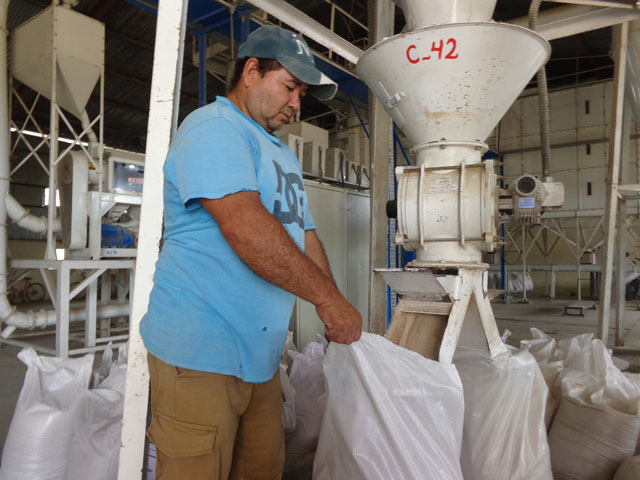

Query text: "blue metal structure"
[125, 0, 369, 105]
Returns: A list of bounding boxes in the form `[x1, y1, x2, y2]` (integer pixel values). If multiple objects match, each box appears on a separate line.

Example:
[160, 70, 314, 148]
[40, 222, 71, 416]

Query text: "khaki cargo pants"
[146, 353, 285, 480]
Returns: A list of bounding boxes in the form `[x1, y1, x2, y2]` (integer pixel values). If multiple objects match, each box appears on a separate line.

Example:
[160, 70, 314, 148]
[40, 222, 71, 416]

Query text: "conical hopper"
[356, 23, 550, 149]
[10, 5, 104, 118]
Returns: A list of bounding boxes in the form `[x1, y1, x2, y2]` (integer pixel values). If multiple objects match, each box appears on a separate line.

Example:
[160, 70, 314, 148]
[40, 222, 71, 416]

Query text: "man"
[140, 25, 362, 479]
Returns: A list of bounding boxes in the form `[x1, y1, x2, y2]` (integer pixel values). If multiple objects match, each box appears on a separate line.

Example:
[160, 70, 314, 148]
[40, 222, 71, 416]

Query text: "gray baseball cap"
[238, 26, 338, 101]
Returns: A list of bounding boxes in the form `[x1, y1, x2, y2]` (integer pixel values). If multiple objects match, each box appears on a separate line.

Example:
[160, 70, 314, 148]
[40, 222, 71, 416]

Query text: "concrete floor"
[1, 296, 640, 462]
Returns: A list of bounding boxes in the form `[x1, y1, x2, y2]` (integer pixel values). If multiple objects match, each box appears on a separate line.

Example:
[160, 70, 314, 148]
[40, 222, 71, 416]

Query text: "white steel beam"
[547, 0, 639, 8]
[598, 22, 629, 343]
[244, 0, 364, 65]
[117, 0, 188, 478]
[367, 0, 394, 335]
[509, 5, 640, 40]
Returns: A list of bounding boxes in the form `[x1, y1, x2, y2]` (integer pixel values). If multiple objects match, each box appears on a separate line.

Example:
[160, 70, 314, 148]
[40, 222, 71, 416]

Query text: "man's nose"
[288, 91, 302, 111]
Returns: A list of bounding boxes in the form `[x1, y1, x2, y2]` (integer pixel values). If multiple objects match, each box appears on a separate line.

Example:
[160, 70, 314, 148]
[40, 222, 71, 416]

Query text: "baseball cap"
[238, 26, 338, 101]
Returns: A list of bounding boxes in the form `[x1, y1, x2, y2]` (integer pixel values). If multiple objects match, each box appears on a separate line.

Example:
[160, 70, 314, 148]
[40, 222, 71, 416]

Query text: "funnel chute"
[356, 23, 550, 149]
[10, 5, 105, 118]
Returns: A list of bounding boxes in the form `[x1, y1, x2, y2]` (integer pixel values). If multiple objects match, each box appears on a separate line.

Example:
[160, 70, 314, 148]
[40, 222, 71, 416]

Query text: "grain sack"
[0, 348, 93, 480]
[454, 347, 552, 480]
[313, 333, 464, 480]
[549, 398, 640, 480]
[613, 455, 640, 480]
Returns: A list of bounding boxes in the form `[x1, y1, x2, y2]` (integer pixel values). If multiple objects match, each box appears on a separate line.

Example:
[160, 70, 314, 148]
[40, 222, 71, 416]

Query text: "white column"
[598, 22, 628, 343]
[367, 0, 394, 335]
[117, 0, 188, 478]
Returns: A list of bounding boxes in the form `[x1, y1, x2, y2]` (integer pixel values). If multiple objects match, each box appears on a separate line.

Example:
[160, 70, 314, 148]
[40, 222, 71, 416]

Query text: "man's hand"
[316, 293, 362, 344]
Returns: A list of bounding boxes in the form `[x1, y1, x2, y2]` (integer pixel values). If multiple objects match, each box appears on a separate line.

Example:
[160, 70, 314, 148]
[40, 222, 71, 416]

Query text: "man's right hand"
[316, 294, 362, 344]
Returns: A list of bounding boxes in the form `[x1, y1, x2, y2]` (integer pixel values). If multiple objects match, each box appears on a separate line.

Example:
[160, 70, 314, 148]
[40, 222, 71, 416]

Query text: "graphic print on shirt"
[272, 160, 304, 228]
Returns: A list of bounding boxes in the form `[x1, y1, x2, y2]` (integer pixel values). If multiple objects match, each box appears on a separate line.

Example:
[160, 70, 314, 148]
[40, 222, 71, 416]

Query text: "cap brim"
[277, 57, 338, 101]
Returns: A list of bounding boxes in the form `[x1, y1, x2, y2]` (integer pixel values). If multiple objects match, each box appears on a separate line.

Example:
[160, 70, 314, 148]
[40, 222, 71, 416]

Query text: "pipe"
[6, 194, 61, 233]
[1, 302, 130, 337]
[529, 0, 554, 182]
[80, 109, 99, 148]
[244, 0, 364, 64]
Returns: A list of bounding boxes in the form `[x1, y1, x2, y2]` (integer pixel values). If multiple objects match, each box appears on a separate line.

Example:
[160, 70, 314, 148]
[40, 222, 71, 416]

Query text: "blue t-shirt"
[140, 96, 316, 383]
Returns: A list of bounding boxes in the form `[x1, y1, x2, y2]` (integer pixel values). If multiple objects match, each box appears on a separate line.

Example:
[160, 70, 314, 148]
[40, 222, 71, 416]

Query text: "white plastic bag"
[521, 328, 564, 429]
[280, 363, 296, 434]
[64, 345, 128, 480]
[64, 388, 123, 480]
[285, 338, 327, 469]
[92, 343, 114, 388]
[313, 333, 465, 480]
[0, 348, 93, 480]
[613, 455, 640, 480]
[453, 347, 552, 480]
[281, 330, 297, 373]
[548, 336, 640, 479]
[549, 398, 640, 480]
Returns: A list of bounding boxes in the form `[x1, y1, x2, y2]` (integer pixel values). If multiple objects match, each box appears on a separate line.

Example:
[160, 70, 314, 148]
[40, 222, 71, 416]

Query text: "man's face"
[245, 66, 308, 133]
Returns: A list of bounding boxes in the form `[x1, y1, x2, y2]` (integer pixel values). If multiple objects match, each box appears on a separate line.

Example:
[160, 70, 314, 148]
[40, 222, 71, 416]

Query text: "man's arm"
[305, 230, 334, 284]
[200, 192, 361, 344]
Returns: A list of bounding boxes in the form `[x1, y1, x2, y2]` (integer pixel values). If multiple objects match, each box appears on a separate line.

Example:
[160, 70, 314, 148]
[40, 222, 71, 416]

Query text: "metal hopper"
[10, 4, 105, 118]
[359, 0, 551, 362]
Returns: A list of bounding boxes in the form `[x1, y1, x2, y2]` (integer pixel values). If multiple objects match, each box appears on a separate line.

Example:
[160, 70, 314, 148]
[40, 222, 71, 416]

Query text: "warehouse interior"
[1, 0, 640, 478]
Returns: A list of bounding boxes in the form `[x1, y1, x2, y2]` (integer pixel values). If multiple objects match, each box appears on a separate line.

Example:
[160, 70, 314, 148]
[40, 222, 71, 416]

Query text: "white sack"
[64, 346, 128, 480]
[508, 271, 533, 293]
[285, 338, 328, 468]
[280, 363, 296, 434]
[557, 338, 640, 415]
[313, 333, 465, 480]
[453, 347, 552, 480]
[64, 388, 123, 480]
[549, 398, 640, 480]
[92, 343, 114, 388]
[0, 348, 93, 480]
[548, 335, 640, 479]
[281, 330, 297, 373]
[613, 455, 640, 480]
[521, 328, 563, 430]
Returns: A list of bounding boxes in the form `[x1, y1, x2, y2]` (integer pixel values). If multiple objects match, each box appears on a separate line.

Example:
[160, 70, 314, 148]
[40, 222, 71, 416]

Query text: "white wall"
[493, 81, 640, 296]
[498, 81, 638, 216]
[291, 181, 370, 349]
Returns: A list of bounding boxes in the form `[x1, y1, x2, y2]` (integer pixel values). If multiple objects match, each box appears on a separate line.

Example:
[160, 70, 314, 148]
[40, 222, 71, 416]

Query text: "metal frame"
[1, 259, 134, 356]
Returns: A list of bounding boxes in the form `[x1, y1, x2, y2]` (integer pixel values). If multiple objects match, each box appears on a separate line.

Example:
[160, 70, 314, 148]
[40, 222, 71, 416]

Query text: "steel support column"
[117, 0, 188, 478]
[367, 0, 394, 335]
[598, 22, 628, 343]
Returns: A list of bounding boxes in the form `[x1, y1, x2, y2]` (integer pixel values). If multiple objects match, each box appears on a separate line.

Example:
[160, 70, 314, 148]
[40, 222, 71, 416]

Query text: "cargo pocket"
[147, 413, 216, 458]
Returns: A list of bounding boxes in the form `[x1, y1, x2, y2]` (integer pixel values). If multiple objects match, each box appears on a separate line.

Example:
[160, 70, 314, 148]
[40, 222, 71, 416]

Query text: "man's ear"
[243, 58, 261, 88]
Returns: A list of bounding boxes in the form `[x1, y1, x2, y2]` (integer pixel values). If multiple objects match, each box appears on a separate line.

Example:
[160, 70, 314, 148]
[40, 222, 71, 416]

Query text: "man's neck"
[227, 89, 250, 119]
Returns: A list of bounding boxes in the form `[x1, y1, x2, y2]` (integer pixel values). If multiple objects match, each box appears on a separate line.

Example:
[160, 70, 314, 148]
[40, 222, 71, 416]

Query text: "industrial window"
[43, 188, 60, 207]
[587, 182, 592, 196]
[586, 144, 591, 155]
[585, 100, 590, 114]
